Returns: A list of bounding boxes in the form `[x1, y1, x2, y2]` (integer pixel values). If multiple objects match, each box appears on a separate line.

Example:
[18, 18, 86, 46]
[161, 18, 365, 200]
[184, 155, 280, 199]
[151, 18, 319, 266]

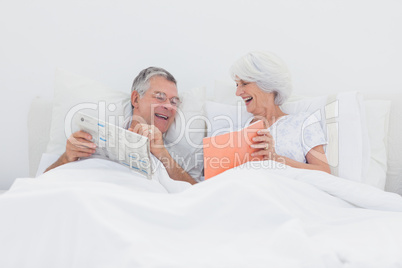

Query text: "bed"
[1, 69, 402, 267]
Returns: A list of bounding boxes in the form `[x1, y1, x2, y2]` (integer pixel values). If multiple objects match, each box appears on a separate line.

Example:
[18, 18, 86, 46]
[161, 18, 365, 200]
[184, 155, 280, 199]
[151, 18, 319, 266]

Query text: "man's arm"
[44, 131, 96, 173]
[44, 152, 70, 173]
[129, 124, 197, 185]
[156, 149, 197, 185]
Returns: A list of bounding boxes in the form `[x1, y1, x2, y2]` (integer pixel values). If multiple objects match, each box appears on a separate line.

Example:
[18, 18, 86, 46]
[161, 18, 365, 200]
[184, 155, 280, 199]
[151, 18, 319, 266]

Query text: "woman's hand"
[129, 123, 167, 160]
[250, 129, 277, 160]
[64, 130, 97, 163]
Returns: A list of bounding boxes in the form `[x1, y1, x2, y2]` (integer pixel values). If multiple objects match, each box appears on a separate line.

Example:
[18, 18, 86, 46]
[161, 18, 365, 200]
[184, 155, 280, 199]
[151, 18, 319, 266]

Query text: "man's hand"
[129, 123, 167, 160]
[63, 130, 97, 163]
[44, 130, 97, 173]
[129, 123, 197, 185]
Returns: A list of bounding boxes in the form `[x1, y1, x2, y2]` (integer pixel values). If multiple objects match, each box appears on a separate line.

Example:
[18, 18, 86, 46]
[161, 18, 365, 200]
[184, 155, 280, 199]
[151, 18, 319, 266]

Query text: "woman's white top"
[248, 112, 327, 163]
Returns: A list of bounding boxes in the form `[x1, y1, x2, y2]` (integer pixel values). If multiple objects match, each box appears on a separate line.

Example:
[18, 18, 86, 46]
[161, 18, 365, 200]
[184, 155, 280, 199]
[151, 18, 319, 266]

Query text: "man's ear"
[131, 91, 140, 108]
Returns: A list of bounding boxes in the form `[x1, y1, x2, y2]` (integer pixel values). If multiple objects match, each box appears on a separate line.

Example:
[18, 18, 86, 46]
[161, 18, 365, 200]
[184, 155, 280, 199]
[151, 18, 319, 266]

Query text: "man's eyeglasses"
[152, 91, 181, 107]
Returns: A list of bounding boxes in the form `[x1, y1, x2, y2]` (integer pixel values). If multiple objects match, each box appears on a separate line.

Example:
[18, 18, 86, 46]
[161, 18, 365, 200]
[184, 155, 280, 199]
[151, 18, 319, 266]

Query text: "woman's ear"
[131, 91, 140, 108]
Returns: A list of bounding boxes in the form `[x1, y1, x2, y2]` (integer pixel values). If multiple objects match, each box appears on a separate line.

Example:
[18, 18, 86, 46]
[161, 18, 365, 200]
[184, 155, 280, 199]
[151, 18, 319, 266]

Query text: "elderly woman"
[230, 51, 330, 173]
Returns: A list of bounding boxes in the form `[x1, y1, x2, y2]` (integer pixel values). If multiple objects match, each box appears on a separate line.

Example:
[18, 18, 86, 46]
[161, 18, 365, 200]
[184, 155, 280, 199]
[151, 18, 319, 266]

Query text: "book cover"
[203, 120, 265, 179]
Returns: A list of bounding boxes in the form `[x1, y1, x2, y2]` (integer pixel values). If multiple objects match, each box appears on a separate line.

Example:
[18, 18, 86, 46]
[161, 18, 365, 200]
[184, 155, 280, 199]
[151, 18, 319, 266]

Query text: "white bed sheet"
[1, 160, 402, 268]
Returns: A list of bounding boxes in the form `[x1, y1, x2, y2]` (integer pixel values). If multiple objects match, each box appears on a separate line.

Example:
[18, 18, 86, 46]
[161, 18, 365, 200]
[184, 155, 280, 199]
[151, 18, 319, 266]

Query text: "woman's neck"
[251, 105, 287, 128]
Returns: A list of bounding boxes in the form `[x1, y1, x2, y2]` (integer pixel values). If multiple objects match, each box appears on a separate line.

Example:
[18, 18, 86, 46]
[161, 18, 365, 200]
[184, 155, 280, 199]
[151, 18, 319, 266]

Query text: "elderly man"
[45, 67, 198, 185]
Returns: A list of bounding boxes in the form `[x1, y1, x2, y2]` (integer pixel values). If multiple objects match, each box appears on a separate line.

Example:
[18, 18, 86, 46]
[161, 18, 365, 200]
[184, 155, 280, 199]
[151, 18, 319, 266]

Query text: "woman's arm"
[277, 145, 331, 173]
[251, 129, 331, 173]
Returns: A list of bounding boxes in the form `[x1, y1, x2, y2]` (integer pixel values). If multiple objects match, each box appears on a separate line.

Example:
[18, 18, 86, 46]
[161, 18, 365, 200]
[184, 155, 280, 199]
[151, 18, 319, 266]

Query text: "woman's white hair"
[230, 51, 292, 105]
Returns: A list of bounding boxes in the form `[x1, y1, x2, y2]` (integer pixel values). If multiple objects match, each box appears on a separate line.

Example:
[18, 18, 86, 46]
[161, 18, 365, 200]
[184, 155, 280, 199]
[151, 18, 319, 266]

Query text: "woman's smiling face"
[235, 79, 274, 116]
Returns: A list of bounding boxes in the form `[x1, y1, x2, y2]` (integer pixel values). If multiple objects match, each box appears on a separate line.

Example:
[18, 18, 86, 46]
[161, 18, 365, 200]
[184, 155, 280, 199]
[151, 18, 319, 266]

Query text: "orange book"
[203, 120, 265, 179]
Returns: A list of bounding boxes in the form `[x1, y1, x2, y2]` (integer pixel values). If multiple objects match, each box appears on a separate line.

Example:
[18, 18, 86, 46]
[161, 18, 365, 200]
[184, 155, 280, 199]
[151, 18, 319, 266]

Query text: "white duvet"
[1, 158, 402, 268]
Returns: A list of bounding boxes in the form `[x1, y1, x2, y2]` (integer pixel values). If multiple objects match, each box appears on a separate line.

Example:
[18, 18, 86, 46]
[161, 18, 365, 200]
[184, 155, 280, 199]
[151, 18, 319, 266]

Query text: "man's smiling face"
[131, 76, 178, 133]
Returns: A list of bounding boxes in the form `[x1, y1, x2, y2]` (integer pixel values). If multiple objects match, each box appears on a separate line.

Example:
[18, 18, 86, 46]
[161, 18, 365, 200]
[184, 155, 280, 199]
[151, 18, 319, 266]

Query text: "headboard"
[27, 93, 402, 195]
[27, 97, 53, 177]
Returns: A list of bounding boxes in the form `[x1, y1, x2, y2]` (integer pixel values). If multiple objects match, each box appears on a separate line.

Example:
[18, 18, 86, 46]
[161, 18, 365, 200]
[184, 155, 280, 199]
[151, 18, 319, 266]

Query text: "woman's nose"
[235, 86, 243, 96]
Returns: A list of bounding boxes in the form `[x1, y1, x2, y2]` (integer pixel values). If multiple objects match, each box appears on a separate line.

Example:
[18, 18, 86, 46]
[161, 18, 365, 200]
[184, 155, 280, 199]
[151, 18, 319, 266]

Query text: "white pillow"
[164, 86, 206, 181]
[204, 101, 252, 137]
[364, 100, 391, 189]
[210, 80, 371, 184]
[45, 69, 206, 181]
[211, 80, 244, 105]
[46, 69, 131, 155]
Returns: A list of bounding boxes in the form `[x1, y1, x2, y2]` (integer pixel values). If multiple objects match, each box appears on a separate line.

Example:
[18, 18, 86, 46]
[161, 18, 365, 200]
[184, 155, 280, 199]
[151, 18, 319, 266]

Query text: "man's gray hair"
[230, 51, 292, 105]
[131, 66, 177, 97]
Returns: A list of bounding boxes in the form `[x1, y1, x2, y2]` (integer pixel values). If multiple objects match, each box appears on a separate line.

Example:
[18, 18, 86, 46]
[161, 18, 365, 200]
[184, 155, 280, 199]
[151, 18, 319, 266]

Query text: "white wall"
[1, 0, 401, 189]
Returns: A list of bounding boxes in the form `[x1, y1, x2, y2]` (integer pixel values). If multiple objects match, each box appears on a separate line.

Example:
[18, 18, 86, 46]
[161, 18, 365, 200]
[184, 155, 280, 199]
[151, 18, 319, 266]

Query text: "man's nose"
[161, 102, 176, 111]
